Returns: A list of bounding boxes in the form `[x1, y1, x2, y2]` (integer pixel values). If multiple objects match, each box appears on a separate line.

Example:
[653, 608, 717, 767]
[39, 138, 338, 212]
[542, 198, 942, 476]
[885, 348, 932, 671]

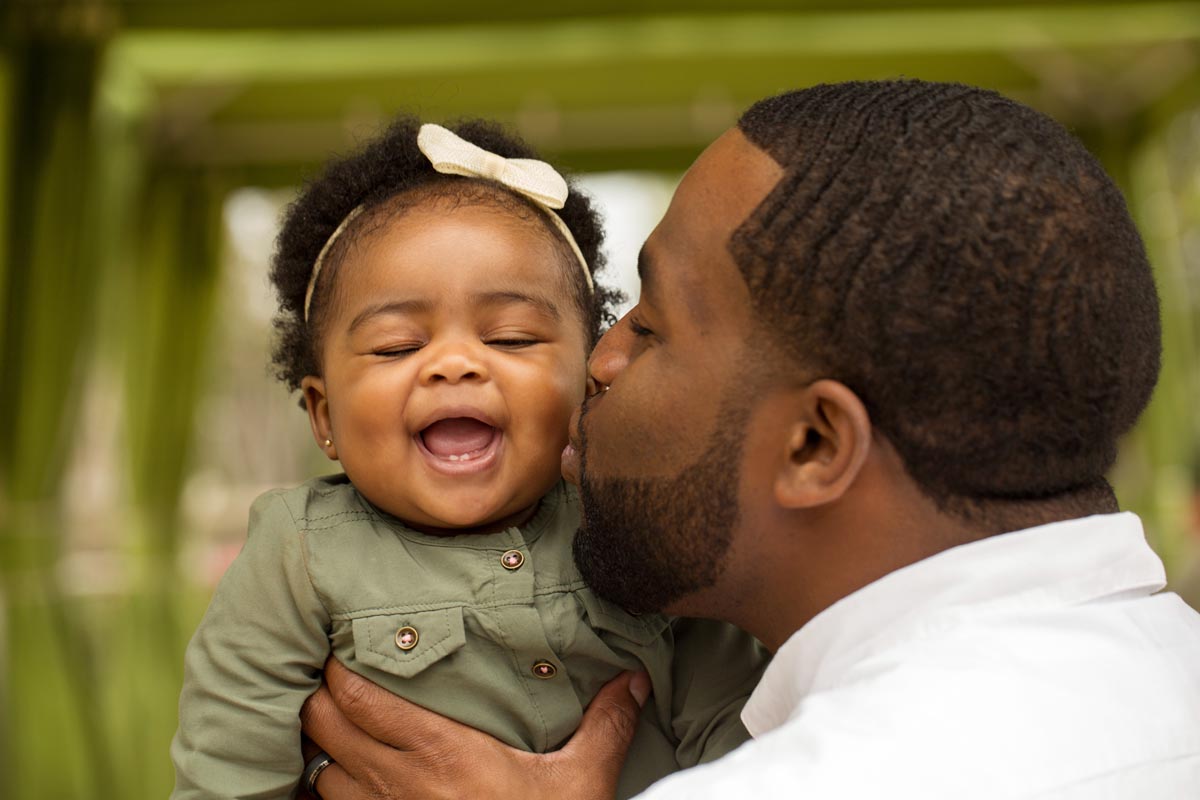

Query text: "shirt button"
[395, 626, 419, 651]
[500, 549, 525, 570]
[531, 660, 557, 679]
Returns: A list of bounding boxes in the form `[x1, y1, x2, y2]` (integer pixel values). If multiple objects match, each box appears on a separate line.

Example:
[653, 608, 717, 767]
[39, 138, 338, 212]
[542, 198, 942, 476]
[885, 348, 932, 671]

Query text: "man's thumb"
[564, 671, 649, 766]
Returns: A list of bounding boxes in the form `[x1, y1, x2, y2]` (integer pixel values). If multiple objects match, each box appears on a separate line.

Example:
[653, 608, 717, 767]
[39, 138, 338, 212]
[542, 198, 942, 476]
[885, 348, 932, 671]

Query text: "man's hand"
[300, 658, 650, 800]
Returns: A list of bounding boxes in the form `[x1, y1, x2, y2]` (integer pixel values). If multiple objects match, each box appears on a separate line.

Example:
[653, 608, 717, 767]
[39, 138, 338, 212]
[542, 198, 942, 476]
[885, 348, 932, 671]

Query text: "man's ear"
[300, 375, 338, 461]
[774, 380, 871, 510]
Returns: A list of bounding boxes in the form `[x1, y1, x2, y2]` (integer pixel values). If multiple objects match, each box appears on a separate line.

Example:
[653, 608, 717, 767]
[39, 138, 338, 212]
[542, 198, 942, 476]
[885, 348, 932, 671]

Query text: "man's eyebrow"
[469, 290, 561, 320]
[347, 299, 434, 332]
[636, 245, 656, 294]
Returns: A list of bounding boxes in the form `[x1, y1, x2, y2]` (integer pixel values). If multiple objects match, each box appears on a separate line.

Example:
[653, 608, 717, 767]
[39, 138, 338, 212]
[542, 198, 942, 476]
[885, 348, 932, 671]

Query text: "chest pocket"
[352, 607, 467, 679]
[579, 591, 669, 648]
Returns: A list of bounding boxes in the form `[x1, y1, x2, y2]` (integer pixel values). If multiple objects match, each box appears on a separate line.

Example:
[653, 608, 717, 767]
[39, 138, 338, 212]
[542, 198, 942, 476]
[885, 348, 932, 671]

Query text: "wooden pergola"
[1, 2, 1198, 797]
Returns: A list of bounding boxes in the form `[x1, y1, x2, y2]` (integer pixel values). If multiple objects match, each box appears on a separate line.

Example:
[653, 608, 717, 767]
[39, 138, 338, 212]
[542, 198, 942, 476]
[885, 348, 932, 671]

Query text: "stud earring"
[323, 438, 332, 447]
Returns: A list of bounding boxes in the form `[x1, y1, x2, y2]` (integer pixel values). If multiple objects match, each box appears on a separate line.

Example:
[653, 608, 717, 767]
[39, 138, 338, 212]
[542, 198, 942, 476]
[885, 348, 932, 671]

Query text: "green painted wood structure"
[2, 2, 1199, 797]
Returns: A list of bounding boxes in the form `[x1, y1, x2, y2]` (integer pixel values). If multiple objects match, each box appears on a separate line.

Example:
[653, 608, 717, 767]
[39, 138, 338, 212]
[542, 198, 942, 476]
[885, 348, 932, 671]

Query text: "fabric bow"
[304, 123, 593, 321]
[417, 123, 592, 292]
[418, 124, 569, 210]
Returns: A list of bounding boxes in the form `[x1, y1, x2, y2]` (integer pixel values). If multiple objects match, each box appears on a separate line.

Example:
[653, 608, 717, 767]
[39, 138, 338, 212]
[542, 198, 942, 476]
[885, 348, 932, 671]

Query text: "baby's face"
[305, 202, 589, 532]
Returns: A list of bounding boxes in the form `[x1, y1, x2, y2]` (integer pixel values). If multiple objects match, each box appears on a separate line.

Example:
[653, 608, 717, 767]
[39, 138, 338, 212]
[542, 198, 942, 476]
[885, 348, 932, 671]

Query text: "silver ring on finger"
[303, 751, 335, 799]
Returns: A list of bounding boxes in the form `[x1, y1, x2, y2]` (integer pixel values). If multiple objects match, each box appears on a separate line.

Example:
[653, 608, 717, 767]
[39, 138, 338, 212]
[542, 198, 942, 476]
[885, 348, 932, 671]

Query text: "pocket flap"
[352, 607, 467, 679]
[579, 591, 669, 646]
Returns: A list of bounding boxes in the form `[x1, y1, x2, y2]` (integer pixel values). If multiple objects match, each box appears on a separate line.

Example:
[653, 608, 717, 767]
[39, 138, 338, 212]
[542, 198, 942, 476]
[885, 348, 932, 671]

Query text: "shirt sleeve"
[667, 618, 771, 767]
[170, 491, 331, 800]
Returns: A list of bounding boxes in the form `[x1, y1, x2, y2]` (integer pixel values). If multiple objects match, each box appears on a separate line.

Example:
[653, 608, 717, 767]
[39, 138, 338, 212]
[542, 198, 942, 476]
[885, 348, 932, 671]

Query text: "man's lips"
[561, 441, 580, 485]
[561, 401, 588, 485]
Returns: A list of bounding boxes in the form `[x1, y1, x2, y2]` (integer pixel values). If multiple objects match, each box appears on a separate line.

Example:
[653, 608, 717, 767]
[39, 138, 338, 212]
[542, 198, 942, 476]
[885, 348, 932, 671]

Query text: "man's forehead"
[644, 129, 783, 320]
[684, 129, 782, 211]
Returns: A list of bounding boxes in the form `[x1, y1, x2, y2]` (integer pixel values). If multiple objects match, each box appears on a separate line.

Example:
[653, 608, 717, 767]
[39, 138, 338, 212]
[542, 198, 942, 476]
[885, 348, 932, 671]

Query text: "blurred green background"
[2, 1, 1200, 798]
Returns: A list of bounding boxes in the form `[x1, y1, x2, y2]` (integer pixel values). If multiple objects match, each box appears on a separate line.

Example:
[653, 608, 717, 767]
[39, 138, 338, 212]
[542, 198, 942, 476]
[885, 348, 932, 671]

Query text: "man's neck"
[720, 482, 1119, 652]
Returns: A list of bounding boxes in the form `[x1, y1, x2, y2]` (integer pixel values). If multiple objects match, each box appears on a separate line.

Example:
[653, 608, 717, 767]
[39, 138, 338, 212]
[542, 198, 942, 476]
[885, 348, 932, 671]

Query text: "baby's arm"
[171, 492, 332, 800]
[668, 618, 771, 767]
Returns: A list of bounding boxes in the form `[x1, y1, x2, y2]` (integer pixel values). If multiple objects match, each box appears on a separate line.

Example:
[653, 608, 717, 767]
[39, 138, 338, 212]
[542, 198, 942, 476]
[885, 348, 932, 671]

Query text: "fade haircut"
[733, 80, 1161, 516]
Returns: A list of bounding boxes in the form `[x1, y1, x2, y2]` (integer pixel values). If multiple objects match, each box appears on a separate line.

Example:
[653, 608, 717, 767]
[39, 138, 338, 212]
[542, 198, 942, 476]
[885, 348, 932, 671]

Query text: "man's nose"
[419, 342, 488, 385]
[587, 317, 632, 389]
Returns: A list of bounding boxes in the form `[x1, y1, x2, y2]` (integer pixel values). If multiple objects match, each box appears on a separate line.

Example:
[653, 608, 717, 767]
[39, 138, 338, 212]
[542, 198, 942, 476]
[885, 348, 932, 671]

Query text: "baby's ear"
[774, 380, 871, 510]
[300, 376, 337, 460]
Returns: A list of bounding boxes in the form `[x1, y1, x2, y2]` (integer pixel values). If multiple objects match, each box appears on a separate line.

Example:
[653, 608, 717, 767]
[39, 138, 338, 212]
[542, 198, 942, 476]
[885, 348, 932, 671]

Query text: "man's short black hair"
[269, 115, 621, 395]
[733, 80, 1161, 518]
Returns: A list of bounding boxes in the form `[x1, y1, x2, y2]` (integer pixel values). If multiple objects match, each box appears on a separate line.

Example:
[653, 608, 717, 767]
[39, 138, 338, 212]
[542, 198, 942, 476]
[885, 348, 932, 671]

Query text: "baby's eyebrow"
[470, 290, 561, 321]
[347, 299, 435, 332]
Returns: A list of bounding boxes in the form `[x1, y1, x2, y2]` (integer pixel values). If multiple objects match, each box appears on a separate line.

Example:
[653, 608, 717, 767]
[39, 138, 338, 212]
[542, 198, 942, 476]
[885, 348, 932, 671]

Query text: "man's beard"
[572, 399, 749, 615]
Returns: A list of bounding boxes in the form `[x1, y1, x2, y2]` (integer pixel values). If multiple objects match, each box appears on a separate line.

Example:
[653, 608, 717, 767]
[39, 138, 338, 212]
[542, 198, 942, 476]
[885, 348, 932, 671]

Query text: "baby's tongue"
[421, 418, 495, 457]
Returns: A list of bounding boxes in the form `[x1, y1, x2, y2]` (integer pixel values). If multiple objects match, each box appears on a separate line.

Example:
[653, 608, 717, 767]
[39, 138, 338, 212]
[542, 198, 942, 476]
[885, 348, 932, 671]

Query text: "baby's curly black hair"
[269, 115, 622, 395]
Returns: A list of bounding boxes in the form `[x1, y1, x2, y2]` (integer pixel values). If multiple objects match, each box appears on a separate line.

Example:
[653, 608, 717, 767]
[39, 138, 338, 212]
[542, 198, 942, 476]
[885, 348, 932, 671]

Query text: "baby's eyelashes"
[368, 337, 543, 357]
[372, 344, 424, 358]
[485, 338, 541, 349]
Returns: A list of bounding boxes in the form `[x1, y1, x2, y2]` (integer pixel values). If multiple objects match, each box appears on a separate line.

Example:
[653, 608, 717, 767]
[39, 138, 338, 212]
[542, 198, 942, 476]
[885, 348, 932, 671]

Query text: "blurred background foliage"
[2, 1, 1199, 797]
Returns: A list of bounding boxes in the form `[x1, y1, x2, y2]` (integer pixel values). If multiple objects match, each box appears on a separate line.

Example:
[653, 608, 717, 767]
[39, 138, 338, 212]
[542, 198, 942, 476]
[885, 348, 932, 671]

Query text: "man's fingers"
[300, 683, 398, 780]
[325, 658, 477, 751]
[558, 671, 647, 773]
[312, 762, 364, 800]
[305, 661, 641, 800]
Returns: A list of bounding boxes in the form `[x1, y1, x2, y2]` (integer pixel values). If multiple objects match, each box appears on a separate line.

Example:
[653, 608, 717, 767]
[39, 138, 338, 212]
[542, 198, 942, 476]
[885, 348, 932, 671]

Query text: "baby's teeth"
[443, 450, 484, 463]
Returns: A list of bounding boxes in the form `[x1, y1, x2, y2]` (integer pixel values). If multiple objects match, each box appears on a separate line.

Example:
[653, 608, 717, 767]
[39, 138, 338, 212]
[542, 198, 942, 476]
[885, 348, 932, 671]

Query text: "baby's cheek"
[523, 385, 579, 453]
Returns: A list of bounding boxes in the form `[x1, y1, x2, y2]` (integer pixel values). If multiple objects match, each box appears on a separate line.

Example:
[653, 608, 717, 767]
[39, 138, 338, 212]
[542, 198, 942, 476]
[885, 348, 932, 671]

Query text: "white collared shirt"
[638, 513, 1200, 798]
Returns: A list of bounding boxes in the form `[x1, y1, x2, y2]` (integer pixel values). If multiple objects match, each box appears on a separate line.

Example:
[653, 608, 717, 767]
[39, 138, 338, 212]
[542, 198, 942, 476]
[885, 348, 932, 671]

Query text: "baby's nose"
[419, 347, 488, 385]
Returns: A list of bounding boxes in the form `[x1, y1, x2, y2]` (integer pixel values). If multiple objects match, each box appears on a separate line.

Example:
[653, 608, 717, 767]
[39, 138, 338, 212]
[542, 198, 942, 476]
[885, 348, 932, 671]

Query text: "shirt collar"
[741, 512, 1167, 738]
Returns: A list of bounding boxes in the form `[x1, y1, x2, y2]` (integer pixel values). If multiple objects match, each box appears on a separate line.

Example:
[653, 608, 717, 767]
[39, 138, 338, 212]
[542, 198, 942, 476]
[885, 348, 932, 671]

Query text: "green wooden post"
[1087, 116, 1200, 583]
[107, 165, 224, 798]
[0, 25, 118, 800]
[1125, 124, 1200, 580]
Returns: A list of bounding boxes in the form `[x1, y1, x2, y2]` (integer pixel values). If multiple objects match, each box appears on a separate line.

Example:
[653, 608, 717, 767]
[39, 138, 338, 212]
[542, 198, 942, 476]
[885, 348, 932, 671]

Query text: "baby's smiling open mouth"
[421, 418, 496, 462]
[416, 413, 503, 475]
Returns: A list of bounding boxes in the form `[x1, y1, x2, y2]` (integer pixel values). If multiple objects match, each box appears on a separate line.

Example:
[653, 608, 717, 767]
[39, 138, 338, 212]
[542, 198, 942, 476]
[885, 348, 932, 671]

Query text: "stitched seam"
[334, 595, 589, 619]
[300, 510, 374, 523]
[533, 580, 589, 594]
[304, 519, 378, 533]
[276, 493, 334, 620]
[361, 611, 459, 672]
[489, 551, 549, 748]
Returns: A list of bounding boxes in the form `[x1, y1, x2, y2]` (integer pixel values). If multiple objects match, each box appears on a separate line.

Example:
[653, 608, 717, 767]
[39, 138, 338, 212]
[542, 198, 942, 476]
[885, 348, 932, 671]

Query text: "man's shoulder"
[638, 641, 1200, 799]
[646, 591, 1200, 800]
[714, 595, 1200, 799]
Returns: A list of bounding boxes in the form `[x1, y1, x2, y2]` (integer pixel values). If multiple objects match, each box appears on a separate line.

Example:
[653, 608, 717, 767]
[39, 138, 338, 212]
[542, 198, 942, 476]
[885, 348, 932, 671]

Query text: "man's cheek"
[589, 401, 693, 480]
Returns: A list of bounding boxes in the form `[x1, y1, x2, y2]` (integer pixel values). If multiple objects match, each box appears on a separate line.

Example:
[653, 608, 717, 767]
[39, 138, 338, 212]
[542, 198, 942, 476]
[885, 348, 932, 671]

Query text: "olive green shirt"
[171, 475, 769, 799]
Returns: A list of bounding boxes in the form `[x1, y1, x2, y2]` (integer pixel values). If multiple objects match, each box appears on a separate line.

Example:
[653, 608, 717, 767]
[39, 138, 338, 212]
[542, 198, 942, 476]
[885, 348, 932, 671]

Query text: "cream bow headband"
[303, 123, 592, 321]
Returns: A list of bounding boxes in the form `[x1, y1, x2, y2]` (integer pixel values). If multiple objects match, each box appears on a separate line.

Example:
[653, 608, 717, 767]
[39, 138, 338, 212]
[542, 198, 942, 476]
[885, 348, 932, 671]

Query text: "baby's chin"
[362, 487, 545, 536]
[401, 501, 541, 536]
[351, 456, 565, 535]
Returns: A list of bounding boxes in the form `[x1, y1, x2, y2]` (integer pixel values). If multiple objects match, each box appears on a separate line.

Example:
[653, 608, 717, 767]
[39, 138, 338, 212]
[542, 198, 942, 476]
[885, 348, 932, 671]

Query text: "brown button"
[395, 626, 419, 651]
[500, 549, 525, 570]
[531, 660, 557, 679]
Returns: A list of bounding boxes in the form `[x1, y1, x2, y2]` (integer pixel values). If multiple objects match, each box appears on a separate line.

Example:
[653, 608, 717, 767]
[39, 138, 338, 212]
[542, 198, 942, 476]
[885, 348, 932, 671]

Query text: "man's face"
[565, 130, 784, 614]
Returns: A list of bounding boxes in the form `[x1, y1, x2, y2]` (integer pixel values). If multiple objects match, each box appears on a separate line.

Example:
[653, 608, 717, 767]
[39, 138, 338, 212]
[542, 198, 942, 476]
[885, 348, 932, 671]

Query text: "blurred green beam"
[110, 2, 1200, 85]
[106, 0, 1190, 31]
